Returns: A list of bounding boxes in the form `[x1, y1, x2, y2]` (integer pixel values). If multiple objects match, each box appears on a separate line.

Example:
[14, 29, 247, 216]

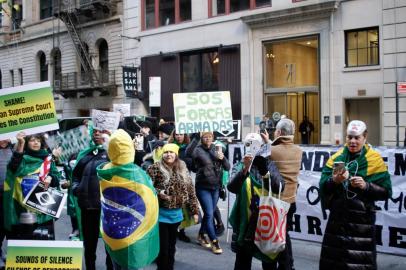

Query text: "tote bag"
[254, 180, 290, 258]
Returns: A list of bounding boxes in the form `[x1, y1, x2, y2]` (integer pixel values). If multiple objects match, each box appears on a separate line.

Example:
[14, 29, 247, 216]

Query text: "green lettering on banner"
[199, 93, 210, 104]
[187, 93, 198, 105]
[174, 91, 233, 134]
[212, 92, 222, 104]
[175, 106, 186, 119]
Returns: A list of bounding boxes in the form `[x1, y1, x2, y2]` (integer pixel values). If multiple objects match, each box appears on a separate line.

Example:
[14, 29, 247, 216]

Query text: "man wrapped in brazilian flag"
[97, 129, 159, 269]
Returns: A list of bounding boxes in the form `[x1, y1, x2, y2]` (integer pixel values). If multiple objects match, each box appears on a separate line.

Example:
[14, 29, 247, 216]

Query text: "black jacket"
[227, 159, 284, 195]
[192, 144, 230, 190]
[320, 180, 389, 270]
[72, 149, 108, 209]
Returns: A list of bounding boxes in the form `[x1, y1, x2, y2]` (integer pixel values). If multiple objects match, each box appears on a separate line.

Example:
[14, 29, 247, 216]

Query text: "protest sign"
[226, 144, 406, 255]
[91, 109, 121, 131]
[0, 81, 59, 140]
[6, 240, 83, 270]
[46, 125, 91, 163]
[113, 103, 131, 117]
[23, 181, 67, 219]
[173, 91, 233, 134]
[214, 120, 241, 141]
[149, 76, 161, 107]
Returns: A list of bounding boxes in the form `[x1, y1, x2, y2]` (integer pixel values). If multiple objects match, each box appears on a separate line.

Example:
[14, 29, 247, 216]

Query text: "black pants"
[157, 221, 181, 270]
[234, 203, 296, 270]
[274, 202, 296, 270]
[80, 208, 113, 270]
[0, 188, 5, 256]
[234, 245, 277, 270]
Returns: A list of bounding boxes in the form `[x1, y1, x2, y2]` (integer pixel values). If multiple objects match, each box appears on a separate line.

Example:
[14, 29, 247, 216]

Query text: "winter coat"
[319, 145, 391, 270]
[228, 159, 284, 262]
[72, 148, 108, 209]
[147, 160, 199, 215]
[270, 135, 303, 203]
[192, 144, 230, 190]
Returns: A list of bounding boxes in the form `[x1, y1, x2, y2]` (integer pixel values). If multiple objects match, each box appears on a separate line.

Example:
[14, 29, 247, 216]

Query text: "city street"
[51, 200, 406, 270]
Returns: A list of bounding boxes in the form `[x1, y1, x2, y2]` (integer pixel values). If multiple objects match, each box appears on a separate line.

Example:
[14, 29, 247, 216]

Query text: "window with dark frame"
[10, 70, 14, 87]
[39, 52, 48, 82]
[11, 0, 22, 30]
[181, 49, 219, 93]
[52, 48, 62, 84]
[99, 40, 109, 83]
[18, 68, 23, 85]
[40, 0, 53, 20]
[142, 0, 191, 30]
[345, 27, 379, 67]
[210, 0, 271, 16]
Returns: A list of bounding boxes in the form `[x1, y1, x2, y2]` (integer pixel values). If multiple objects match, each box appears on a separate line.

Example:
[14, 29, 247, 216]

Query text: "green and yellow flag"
[97, 162, 159, 269]
[319, 143, 392, 207]
[3, 150, 58, 231]
[229, 162, 277, 262]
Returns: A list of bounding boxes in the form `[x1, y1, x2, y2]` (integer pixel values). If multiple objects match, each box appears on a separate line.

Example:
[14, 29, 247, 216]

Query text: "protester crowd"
[0, 116, 391, 270]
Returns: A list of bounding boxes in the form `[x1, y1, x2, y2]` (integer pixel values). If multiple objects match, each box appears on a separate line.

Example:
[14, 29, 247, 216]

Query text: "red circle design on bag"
[279, 209, 287, 242]
[255, 205, 279, 241]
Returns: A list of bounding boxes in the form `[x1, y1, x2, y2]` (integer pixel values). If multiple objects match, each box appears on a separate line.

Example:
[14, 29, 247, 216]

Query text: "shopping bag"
[254, 181, 290, 258]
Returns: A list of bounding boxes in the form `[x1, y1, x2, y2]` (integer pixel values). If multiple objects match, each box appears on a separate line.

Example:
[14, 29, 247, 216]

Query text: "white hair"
[276, 118, 295, 136]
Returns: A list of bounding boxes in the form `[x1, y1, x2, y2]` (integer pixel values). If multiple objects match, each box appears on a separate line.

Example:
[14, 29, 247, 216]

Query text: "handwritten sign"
[173, 91, 233, 134]
[91, 109, 120, 131]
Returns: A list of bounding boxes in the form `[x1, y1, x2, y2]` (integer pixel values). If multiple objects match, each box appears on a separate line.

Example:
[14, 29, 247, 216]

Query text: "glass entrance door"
[265, 92, 319, 144]
[263, 35, 320, 144]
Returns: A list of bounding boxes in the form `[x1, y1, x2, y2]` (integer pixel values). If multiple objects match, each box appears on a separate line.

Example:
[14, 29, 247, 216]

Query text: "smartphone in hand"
[333, 161, 345, 174]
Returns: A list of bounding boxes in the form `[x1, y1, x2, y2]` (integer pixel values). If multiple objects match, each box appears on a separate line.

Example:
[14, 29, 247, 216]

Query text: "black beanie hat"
[158, 122, 175, 135]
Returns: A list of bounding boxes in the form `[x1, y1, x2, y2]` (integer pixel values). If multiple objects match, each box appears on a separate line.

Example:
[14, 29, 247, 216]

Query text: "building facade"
[0, 0, 146, 118]
[125, 0, 406, 146]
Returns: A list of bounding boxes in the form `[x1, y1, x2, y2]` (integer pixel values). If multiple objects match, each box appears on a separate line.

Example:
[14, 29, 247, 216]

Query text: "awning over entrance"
[241, 1, 339, 28]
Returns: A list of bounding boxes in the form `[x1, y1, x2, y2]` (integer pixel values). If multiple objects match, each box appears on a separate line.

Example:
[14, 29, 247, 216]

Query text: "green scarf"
[3, 149, 59, 231]
[319, 144, 392, 207]
[97, 162, 159, 269]
[229, 162, 276, 262]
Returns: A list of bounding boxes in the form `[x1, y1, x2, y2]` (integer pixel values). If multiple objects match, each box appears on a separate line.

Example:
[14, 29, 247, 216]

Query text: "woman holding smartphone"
[319, 120, 392, 270]
[192, 132, 230, 254]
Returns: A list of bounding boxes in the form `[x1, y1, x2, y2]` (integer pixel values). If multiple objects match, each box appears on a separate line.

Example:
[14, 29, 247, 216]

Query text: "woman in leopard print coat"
[147, 143, 199, 270]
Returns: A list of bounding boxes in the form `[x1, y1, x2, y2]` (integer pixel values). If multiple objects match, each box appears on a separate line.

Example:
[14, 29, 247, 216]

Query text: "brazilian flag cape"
[229, 162, 277, 262]
[319, 144, 392, 208]
[3, 151, 59, 231]
[97, 162, 159, 269]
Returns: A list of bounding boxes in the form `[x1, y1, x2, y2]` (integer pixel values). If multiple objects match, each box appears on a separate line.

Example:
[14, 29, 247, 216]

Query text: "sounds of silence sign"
[173, 91, 233, 134]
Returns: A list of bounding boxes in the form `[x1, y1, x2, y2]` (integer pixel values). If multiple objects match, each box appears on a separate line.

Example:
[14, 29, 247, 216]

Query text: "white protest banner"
[113, 104, 131, 117]
[173, 91, 233, 134]
[149, 76, 161, 107]
[0, 81, 59, 140]
[226, 144, 406, 255]
[23, 181, 67, 219]
[91, 109, 121, 131]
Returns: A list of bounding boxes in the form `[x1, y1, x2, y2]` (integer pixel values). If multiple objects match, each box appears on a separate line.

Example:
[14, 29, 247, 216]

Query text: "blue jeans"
[196, 188, 219, 241]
